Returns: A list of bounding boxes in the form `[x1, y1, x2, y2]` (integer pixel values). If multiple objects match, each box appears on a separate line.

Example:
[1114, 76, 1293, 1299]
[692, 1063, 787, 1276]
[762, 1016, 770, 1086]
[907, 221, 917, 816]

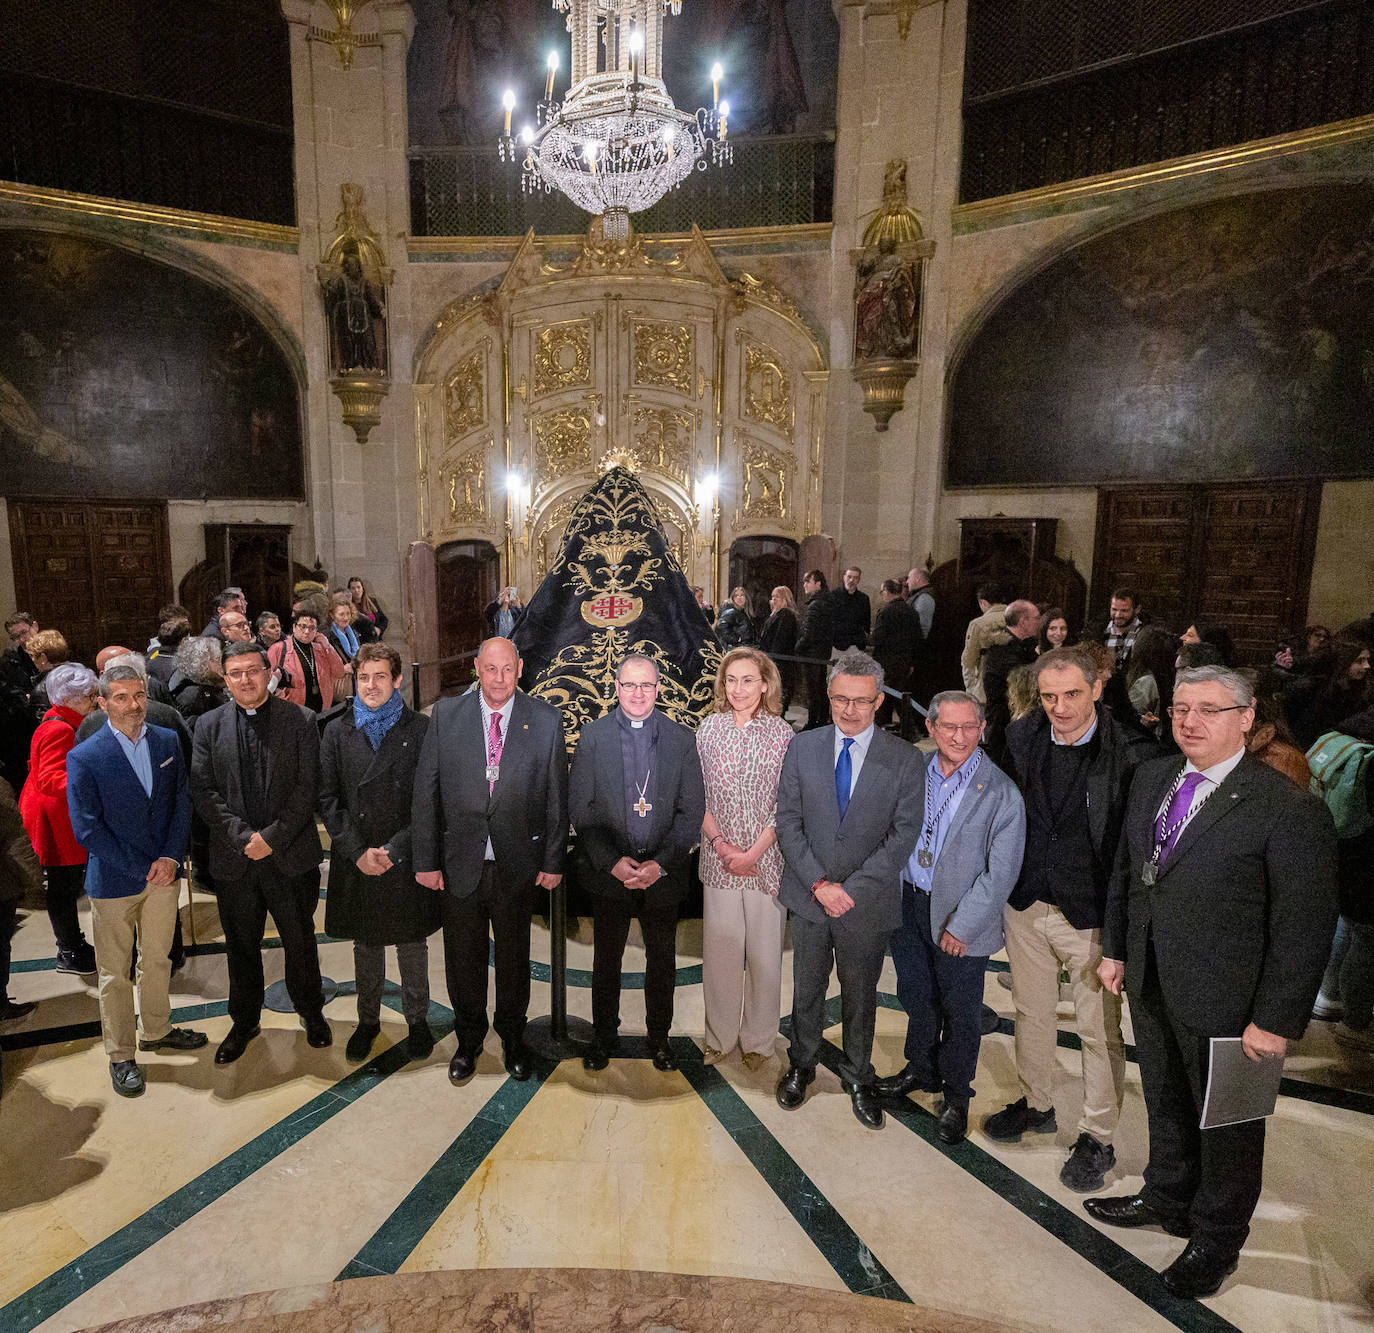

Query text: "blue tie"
[836, 737, 854, 820]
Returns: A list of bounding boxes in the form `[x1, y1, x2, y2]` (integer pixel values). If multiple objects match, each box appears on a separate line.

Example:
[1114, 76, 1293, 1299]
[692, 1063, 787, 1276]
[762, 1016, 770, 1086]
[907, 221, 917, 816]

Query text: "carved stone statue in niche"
[318, 184, 393, 441]
[850, 158, 934, 430]
[323, 244, 387, 372]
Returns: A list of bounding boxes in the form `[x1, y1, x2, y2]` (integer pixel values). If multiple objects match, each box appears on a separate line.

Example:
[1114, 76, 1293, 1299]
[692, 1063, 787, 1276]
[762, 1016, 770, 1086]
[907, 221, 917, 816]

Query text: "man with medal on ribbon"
[873, 689, 1026, 1145]
[412, 637, 569, 1086]
[569, 653, 705, 1074]
[1086, 665, 1337, 1300]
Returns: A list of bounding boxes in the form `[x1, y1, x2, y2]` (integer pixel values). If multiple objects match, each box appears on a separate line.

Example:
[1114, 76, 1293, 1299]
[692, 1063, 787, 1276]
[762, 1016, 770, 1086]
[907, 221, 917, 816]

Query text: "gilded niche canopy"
[513, 467, 721, 752]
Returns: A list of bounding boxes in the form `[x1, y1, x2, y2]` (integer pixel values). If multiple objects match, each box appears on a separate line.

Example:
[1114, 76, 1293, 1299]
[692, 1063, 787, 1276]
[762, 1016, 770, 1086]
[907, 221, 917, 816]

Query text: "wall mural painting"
[0, 231, 302, 499]
[948, 183, 1374, 487]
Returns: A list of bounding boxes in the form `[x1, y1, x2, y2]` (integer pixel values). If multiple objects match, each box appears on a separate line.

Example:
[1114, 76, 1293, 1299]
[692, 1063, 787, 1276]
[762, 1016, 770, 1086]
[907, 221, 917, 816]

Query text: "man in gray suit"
[775, 649, 924, 1130]
[413, 637, 569, 1085]
[873, 690, 1026, 1144]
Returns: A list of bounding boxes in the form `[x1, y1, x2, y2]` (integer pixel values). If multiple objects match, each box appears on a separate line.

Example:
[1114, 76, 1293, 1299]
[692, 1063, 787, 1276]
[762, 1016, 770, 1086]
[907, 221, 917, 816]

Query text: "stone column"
[825, 0, 967, 580]
[279, 0, 416, 629]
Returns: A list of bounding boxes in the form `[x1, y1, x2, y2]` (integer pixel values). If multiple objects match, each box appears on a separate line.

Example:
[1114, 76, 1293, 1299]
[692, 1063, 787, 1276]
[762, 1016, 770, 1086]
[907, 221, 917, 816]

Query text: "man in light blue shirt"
[874, 690, 1026, 1144]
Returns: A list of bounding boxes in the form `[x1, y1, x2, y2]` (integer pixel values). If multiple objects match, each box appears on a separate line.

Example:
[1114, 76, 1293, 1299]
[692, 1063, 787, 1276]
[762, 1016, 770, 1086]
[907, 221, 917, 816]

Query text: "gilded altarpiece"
[414, 224, 828, 602]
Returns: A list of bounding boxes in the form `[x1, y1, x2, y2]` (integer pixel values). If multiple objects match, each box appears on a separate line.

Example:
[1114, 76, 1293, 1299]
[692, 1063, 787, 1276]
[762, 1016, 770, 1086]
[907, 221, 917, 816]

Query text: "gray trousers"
[787, 910, 888, 1086]
[353, 939, 430, 1027]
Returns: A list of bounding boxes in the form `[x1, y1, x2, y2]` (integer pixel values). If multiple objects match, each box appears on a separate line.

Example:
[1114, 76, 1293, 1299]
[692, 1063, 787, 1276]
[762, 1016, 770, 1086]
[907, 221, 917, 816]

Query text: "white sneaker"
[1333, 1021, 1374, 1052]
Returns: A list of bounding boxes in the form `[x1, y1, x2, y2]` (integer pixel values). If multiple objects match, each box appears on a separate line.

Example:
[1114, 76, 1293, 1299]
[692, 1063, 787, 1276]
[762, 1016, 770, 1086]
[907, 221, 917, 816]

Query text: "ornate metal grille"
[410, 134, 834, 236]
[962, 0, 1374, 201]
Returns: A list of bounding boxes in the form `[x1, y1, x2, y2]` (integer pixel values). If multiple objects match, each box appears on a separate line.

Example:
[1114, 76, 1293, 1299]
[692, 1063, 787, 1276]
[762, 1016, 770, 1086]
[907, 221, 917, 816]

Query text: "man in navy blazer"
[67, 662, 206, 1098]
[873, 689, 1026, 1145]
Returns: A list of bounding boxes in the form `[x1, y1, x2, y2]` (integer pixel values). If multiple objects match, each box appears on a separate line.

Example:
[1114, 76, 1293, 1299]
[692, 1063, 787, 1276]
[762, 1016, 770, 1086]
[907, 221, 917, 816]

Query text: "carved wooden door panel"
[1091, 482, 1319, 664]
[9, 498, 171, 666]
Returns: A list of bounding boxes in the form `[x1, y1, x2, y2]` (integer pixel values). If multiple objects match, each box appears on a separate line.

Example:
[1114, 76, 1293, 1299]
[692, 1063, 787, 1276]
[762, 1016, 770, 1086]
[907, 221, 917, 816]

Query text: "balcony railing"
[409, 133, 834, 237]
[0, 69, 296, 226]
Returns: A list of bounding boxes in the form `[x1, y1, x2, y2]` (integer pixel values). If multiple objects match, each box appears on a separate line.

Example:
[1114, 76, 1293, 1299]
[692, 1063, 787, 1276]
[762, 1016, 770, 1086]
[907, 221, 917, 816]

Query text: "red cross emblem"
[580, 591, 643, 628]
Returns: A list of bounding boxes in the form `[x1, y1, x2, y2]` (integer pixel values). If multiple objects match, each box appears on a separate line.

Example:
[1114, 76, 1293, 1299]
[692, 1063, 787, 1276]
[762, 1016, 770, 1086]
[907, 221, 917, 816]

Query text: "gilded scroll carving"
[742, 340, 792, 432]
[632, 320, 695, 395]
[533, 321, 592, 397]
[739, 436, 792, 525]
[533, 406, 594, 488]
[443, 347, 486, 442]
[629, 405, 695, 484]
[443, 444, 488, 525]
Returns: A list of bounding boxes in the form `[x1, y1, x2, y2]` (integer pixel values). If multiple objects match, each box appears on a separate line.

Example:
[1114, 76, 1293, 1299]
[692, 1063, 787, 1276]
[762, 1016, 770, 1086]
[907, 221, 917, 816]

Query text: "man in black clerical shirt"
[190, 642, 330, 1064]
[569, 654, 705, 1073]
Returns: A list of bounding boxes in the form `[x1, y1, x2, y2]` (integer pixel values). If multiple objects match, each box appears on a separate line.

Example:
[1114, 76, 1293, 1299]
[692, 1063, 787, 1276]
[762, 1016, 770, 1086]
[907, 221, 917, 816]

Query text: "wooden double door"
[8, 498, 172, 669]
[1090, 481, 1321, 665]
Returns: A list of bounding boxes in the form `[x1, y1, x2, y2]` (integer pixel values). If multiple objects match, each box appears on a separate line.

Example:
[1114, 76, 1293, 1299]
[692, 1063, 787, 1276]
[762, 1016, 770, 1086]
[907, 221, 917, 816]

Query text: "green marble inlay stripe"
[678, 1040, 912, 1304]
[336, 1072, 545, 1279]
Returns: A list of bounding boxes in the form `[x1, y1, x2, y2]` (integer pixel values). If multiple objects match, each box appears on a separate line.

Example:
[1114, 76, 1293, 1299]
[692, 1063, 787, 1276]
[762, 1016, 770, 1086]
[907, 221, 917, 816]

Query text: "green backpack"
[1307, 731, 1374, 839]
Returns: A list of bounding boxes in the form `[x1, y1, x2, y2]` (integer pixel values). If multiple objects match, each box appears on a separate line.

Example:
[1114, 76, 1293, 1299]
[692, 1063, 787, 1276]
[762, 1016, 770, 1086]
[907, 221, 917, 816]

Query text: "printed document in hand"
[1200, 1037, 1284, 1130]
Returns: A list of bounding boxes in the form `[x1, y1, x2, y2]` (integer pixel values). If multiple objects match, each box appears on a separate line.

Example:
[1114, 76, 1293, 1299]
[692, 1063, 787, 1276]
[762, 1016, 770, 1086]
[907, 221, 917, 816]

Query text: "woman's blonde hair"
[770, 585, 796, 611]
[27, 629, 69, 665]
[711, 646, 783, 717]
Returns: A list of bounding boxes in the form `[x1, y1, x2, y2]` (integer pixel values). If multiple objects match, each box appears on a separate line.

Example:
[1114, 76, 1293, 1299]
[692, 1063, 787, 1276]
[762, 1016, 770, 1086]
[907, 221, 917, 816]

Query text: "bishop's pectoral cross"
[634, 796, 653, 818]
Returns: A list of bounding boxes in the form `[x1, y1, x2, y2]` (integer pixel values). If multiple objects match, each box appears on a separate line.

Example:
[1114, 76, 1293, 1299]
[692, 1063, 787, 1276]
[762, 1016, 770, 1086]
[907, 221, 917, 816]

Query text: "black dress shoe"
[651, 1041, 679, 1072]
[775, 1065, 815, 1110]
[449, 1046, 478, 1083]
[139, 1027, 209, 1052]
[110, 1059, 145, 1098]
[1160, 1239, 1240, 1299]
[303, 1014, 333, 1048]
[503, 1042, 531, 1081]
[935, 1100, 968, 1144]
[214, 1025, 260, 1065]
[1083, 1193, 1193, 1237]
[406, 1022, 435, 1061]
[873, 1063, 942, 1098]
[345, 1023, 380, 1063]
[0, 998, 37, 1022]
[849, 1084, 885, 1130]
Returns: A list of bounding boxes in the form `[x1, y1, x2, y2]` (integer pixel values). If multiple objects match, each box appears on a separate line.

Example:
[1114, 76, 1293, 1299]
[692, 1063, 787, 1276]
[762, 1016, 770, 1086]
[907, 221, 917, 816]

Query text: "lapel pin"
[523, 724, 529, 730]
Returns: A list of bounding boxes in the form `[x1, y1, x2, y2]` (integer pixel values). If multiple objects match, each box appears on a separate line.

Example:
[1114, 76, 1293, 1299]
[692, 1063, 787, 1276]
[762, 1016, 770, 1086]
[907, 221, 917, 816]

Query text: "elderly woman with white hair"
[167, 636, 229, 727]
[18, 662, 100, 973]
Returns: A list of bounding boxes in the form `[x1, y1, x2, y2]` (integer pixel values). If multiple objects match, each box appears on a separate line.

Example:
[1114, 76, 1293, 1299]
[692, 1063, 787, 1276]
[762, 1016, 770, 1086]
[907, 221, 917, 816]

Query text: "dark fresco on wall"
[0, 231, 302, 500]
[947, 183, 1374, 488]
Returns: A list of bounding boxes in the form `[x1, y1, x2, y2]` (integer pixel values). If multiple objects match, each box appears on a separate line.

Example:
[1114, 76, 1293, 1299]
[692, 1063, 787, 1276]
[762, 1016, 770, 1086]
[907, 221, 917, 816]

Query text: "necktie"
[1155, 771, 1206, 863]
[487, 710, 504, 794]
[836, 737, 854, 820]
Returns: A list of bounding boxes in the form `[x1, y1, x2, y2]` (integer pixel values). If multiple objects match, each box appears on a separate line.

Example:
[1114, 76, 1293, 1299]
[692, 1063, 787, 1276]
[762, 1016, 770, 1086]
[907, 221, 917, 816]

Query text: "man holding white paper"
[1088, 665, 1338, 1299]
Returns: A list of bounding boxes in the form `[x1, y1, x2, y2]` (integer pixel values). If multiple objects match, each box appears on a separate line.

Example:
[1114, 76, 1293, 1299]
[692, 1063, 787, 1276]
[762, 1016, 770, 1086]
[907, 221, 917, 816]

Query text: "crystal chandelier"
[498, 0, 732, 245]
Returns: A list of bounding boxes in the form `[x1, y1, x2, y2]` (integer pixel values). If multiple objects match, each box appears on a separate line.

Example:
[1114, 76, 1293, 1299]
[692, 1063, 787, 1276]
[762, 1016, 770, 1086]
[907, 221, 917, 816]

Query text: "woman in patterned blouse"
[697, 647, 793, 1069]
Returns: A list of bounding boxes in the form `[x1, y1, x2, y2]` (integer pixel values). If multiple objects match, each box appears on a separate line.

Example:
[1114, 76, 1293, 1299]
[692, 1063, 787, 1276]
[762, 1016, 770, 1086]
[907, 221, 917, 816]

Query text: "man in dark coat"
[412, 636, 568, 1085]
[1089, 665, 1338, 1299]
[872, 578, 919, 722]
[980, 599, 1041, 766]
[984, 646, 1158, 1192]
[795, 570, 836, 731]
[321, 643, 438, 1066]
[569, 653, 705, 1074]
[190, 641, 329, 1065]
[830, 566, 871, 652]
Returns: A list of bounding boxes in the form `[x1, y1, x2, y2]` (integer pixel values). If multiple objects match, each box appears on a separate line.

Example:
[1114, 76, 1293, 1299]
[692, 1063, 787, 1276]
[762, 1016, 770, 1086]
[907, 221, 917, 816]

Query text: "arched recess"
[413, 224, 829, 609]
[728, 535, 799, 631]
[436, 539, 499, 689]
[944, 179, 1374, 489]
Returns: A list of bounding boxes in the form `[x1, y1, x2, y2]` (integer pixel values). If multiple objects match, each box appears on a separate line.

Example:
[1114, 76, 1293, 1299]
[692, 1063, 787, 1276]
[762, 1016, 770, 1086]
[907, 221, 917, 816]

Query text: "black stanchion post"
[411, 660, 422, 712]
[525, 879, 595, 1061]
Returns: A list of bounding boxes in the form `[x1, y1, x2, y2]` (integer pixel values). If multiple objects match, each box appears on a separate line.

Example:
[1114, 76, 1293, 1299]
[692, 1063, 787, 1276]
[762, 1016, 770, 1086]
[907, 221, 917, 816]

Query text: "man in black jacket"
[1088, 665, 1338, 1298]
[983, 646, 1157, 1193]
[190, 641, 329, 1065]
[872, 579, 918, 724]
[980, 599, 1041, 766]
[830, 566, 871, 653]
[795, 570, 835, 731]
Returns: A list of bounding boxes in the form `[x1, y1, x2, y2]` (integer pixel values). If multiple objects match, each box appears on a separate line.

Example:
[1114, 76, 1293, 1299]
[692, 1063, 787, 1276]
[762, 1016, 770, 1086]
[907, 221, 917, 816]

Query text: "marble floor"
[1, 877, 1371, 1333]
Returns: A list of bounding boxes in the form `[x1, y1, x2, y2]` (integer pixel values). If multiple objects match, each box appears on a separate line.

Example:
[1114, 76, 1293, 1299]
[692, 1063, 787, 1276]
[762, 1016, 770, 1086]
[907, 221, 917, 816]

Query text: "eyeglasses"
[829, 694, 878, 710]
[1165, 704, 1249, 720]
[617, 681, 658, 693]
[932, 721, 982, 735]
[225, 666, 267, 682]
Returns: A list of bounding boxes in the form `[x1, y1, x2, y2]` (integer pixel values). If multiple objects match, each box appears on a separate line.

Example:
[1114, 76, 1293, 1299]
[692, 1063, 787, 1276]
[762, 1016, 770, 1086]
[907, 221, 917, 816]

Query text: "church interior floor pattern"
[1, 877, 1371, 1333]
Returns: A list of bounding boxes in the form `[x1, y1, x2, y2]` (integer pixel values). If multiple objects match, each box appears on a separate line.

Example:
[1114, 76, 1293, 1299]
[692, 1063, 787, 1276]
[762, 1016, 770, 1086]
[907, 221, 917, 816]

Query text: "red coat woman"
[18, 663, 101, 969]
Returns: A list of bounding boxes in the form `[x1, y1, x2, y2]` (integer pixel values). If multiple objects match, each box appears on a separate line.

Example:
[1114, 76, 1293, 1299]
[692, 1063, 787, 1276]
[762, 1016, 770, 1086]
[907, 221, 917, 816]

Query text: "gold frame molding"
[955, 114, 1374, 231]
[0, 179, 299, 248]
[407, 222, 832, 259]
